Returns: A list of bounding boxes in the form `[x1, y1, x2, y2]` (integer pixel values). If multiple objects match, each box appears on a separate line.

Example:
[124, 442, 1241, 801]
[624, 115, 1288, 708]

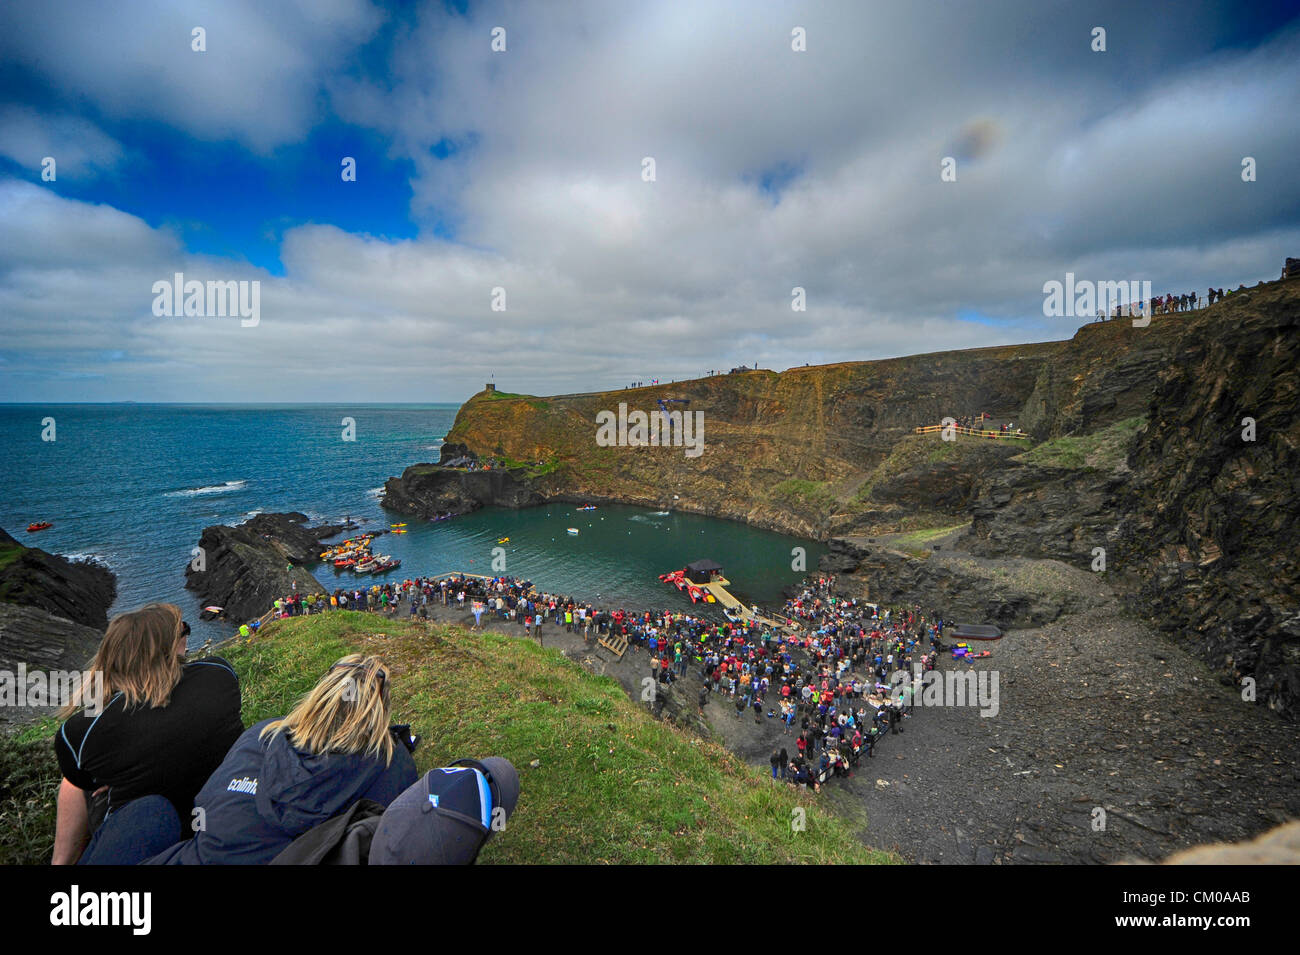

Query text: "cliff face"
[0, 527, 116, 630]
[382, 456, 547, 518]
[941, 281, 1300, 712]
[0, 528, 118, 724]
[391, 343, 1064, 537]
[0, 604, 104, 725]
[1114, 282, 1300, 712]
[412, 310, 1202, 539]
[389, 277, 1300, 712]
[184, 513, 339, 623]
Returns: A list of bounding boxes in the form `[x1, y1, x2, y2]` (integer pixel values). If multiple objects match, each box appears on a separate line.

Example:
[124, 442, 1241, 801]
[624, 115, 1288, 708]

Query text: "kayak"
[391, 529, 407, 534]
[390, 523, 407, 528]
[497, 537, 510, 544]
[566, 528, 579, 535]
[27, 521, 52, 532]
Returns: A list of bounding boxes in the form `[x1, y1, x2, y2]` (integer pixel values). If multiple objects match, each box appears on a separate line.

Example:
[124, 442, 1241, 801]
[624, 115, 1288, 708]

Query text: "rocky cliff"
[382, 449, 548, 519]
[1115, 281, 1299, 713]
[0, 528, 118, 726]
[0, 604, 104, 726]
[184, 513, 342, 623]
[0, 527, 116, 630]
[385, 343, 1063, 537]
[388, 276, 1300, 712]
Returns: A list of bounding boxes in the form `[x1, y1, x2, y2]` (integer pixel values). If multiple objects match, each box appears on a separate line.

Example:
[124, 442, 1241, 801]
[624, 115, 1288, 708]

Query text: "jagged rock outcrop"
[0, 527, 116, 630]
[1113, 282, 1300, 714]
[184, 513, 335, 623]
[383, 450, 547, 519]
[821, 538, 1091, 626]
[964, 463, 1130, 568]
[0, 604, 104, 725]
[952, 280, 1300, 713]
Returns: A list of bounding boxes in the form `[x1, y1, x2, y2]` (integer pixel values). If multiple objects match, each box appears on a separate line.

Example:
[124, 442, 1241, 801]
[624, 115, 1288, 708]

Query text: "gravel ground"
[714, 566, 1300, 864]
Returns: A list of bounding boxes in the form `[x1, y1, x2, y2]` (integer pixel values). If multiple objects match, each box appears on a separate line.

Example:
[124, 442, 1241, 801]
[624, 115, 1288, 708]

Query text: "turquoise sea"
[0, 404, 824, 647]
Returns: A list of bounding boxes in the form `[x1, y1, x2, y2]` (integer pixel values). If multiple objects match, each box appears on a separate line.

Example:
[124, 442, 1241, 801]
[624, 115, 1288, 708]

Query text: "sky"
[1, 0, 1298, 402]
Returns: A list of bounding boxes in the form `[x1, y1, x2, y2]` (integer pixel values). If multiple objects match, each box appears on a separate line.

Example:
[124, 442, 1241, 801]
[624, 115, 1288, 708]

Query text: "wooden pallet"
[598, 634, 629, 658]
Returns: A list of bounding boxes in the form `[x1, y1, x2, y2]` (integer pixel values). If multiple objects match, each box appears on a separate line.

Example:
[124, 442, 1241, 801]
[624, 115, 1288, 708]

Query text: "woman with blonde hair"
[148, 653, 417, 865]
[53, 603, 243, 865]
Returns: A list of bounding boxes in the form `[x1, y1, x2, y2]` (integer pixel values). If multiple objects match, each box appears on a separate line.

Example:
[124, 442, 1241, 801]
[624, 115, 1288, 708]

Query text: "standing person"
[147, 655, 417, 865]
[52, 604, 243, 865]
[778, 747, 789, 780]
[770, 749, 781, 780]
[472, 600, 484, 631]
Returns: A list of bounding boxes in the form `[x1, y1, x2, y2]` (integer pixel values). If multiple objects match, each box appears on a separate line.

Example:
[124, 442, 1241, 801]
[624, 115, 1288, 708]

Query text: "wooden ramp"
[598, 634, 629, 658]
[702, 579, 792, 631]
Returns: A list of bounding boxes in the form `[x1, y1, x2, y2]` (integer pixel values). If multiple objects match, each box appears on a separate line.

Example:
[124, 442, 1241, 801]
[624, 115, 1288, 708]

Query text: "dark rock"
[818, 537, 868, 574]
[0, 603, 104, 725]
[184, 513, 332, 623]
[0, 527, 116, 630]
[382, 463, 546, 519]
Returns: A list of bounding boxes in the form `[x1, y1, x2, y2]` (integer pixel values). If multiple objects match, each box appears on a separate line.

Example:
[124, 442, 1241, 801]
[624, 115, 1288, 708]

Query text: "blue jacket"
[148, 718, 416, 865]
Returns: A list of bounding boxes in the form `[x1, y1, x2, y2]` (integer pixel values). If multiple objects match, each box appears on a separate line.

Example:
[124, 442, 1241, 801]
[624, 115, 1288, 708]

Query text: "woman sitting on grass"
[52, 603, 243, 865]
[147, 654, 417, 865]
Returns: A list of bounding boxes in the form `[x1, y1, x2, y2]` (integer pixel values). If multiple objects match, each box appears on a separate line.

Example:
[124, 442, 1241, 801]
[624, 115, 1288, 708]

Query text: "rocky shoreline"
[184, 512, 352, 623]
[0, 527, 118, 727]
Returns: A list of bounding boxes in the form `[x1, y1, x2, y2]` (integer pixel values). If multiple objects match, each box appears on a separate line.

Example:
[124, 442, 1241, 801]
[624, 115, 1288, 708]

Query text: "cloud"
[0, 0, 385, 153]
[0, 107, 125, 179]
[2, 1, 1299, 401]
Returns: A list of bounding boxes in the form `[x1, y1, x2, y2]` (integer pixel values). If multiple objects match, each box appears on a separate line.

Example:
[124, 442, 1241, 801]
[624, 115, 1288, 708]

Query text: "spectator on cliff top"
[147, 654, 417, 865]
[53, 603, 243, 865]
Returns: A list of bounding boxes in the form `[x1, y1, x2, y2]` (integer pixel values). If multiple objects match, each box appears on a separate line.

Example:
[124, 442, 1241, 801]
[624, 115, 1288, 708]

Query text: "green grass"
[0, 613, 895, 865]
[0, 542, 24, 574]
[771, 479, 837, 512]
[1014, 416, 1146, 471]
[480, 390, 531, 400]
[494, 454, 563, 478]
[0, 718, 61, 865]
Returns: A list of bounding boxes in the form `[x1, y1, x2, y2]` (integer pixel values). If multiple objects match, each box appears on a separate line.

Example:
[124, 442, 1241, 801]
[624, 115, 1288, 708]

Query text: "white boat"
[566, 528, 579, 535]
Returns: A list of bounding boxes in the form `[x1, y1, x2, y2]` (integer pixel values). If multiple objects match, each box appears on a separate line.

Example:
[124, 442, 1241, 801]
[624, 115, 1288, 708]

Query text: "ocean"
[1, 404, 824, 647]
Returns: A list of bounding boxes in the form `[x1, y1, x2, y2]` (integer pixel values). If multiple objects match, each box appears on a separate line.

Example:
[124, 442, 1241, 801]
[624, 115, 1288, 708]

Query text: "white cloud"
[0, 0, 384, 153]
[2, 2, 1299, 401]
[0, 107, 125, 179]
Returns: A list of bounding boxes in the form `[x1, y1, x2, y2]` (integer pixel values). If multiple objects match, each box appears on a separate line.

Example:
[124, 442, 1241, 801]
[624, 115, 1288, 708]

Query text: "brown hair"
[59, 603, 185, 719]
